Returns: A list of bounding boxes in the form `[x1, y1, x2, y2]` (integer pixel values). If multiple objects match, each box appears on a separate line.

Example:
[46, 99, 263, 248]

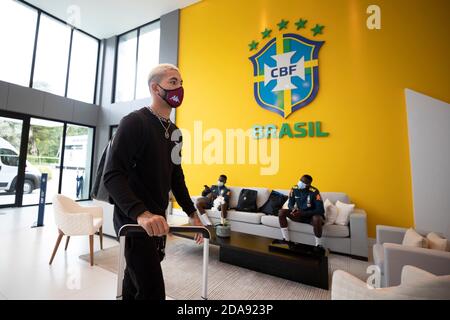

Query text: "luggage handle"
[117, 224, 210, 300]
[118, 224, 211, 238]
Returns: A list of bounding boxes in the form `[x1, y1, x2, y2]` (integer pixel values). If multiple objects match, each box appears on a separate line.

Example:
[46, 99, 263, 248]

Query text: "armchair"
[332, 265, 450, 300]
[49, 194, 104, 266]
[373, 225, 450, 287]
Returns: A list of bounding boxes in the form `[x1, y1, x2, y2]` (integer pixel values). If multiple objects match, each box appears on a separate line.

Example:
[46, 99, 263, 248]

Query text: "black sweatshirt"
[103, 107, 196, 233]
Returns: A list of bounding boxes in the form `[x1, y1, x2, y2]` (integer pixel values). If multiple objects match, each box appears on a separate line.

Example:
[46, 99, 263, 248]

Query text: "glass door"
[22, 118, 64, 206]
[0, 115, 26, 207]
[61, 124, 94, 200]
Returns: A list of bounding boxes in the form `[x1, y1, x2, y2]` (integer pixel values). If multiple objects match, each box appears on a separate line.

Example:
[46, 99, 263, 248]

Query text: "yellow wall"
[175, 0, 450, 237]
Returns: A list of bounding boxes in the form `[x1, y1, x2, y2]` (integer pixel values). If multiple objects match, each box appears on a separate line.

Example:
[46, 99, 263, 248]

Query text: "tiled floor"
[0, 203, 187, 300]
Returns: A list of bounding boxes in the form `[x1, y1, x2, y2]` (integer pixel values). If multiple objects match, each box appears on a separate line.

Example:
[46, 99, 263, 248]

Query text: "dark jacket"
[103, 107, 196, 234]
[288, 185, 325, 218]
[202, 185, 231, 202]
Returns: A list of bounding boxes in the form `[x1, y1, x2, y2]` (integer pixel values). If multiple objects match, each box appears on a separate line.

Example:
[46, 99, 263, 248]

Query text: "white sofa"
[192, 186, 369, 259]
[373, 225, 450, 287]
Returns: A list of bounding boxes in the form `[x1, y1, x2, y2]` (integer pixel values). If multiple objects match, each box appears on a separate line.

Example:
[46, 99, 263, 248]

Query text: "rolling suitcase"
[116, 224, 211, 300]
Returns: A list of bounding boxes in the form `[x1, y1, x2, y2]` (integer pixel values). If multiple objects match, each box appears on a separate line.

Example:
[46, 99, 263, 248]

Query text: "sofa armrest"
[383, 242, 450, 287]
[331, 270, 403, 300]
[80, 205, 103, 219]
[349, 209, 368, 258]
[376, 225, 408, 245]
[331, 270, 370, 300]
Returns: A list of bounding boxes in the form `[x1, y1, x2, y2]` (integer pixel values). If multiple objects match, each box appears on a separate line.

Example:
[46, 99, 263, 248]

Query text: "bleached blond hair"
[147, 63, 180, 86]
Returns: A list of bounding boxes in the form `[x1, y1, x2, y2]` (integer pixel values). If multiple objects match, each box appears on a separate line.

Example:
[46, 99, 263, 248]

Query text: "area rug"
[80, 235, 370, 300]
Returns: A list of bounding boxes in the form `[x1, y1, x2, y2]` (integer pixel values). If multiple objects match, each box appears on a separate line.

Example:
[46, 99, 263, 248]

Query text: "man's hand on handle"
[189, 212, 204, 244]
[137, 211, 170, 237]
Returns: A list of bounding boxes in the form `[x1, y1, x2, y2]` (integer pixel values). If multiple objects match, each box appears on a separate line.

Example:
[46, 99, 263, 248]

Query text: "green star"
[261, 28, 272, 39]
[295, 19, 308, 30]
[248, 40, 259, 51]
[277, 19, 289, 31]
[311, 24, 324, 36]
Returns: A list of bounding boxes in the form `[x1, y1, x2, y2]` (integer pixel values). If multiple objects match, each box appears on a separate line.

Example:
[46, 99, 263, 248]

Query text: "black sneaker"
[288, 241, 297, 249]
[313, 245, 326, 254]
[272, 239, 288, 245]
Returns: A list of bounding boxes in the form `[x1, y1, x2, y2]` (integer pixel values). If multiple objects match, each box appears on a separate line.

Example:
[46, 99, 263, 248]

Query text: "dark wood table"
[171, 225, 329, 290]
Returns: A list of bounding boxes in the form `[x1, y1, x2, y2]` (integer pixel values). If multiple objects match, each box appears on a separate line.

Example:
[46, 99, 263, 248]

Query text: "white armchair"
[373, 225, 450, 287]
[332, 265, 450, 300]
[49, 194, 104, 266]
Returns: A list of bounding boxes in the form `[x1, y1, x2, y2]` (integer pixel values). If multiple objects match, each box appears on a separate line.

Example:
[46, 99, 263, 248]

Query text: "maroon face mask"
[157, 84, 184, 108]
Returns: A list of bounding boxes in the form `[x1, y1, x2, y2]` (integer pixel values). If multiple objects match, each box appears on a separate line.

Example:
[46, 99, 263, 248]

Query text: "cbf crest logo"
[249, 19, 325, 118]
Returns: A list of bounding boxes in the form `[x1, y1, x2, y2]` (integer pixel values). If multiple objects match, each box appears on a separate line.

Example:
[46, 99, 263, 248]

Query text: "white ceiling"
[25, 0, 201, 39]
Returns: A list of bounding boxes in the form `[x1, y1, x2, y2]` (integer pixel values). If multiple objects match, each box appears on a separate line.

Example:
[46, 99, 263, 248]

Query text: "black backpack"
[90, 109, 149, 204]
[235, 189, 258, 212]
[90, 136, 115, 204]
[258, 190, 288, 216]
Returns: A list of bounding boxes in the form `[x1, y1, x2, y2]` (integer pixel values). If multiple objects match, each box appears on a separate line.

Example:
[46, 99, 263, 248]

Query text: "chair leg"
[99, 226, 103, 250]
[49, 230, 64, 265]
[64, 236, 70, 251]
[89, 235, 94, 266]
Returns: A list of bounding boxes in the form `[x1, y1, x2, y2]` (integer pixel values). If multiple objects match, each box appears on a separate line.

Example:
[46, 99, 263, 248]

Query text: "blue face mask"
[297, 181, 307, 189]
[217, 181, 224, 187]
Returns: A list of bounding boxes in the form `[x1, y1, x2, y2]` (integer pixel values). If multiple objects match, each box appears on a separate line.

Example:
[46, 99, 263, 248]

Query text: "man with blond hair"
[104, 63, 203, 300]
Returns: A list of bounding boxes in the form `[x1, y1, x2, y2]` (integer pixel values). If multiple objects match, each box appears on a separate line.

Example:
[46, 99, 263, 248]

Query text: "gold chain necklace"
[148, 107, 171, 139]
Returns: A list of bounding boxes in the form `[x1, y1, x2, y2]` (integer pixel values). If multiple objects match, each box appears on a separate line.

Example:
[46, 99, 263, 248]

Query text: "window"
[0, 0, 38, 86]
[0, 148, 19, 167]
[115, 20, 160, 103]
[32, 14, 71, 96]
[67, 30, 99, 103]
[115, 30, 138, 103]
[0, 1, 99, 103]
[135, 22, 161, 99]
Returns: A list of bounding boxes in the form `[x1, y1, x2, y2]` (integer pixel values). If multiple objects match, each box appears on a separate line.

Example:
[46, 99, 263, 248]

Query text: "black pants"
[278, 209, 324, 238]
[123, 235, 166, 300]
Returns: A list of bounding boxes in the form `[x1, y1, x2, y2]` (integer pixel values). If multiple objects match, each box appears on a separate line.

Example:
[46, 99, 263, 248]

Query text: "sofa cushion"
[324, 224, 350, 238]
[402, 228, 428, 248]
[260, 215, 350, 237]
[206, 209, 264, 224]
[228, 186, 270, 209]
[335, 200, 355, 226]
[324, 198, 339, 225]
[426, 232, 448, 251]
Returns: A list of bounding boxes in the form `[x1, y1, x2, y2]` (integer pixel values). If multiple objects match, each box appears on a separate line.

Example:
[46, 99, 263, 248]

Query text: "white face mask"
[297, 180, 307, 189]
[217, 181, 224, 187]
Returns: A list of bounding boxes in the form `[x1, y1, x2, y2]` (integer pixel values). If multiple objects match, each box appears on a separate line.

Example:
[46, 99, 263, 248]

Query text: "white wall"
[405, 89, 450, 238]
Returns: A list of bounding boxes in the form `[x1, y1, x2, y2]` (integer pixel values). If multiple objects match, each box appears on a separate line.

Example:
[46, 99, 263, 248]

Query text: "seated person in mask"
[196, 174, 231, 225]
[275, 174, 325, 249]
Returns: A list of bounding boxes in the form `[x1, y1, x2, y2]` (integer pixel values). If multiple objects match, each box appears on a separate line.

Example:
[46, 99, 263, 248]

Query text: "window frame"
[112, 18, 161, 103]
[4, 1, 102, 104]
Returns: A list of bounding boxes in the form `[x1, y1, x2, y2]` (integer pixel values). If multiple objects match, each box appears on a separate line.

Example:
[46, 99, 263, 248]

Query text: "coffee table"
[171, 225, 329, 290]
